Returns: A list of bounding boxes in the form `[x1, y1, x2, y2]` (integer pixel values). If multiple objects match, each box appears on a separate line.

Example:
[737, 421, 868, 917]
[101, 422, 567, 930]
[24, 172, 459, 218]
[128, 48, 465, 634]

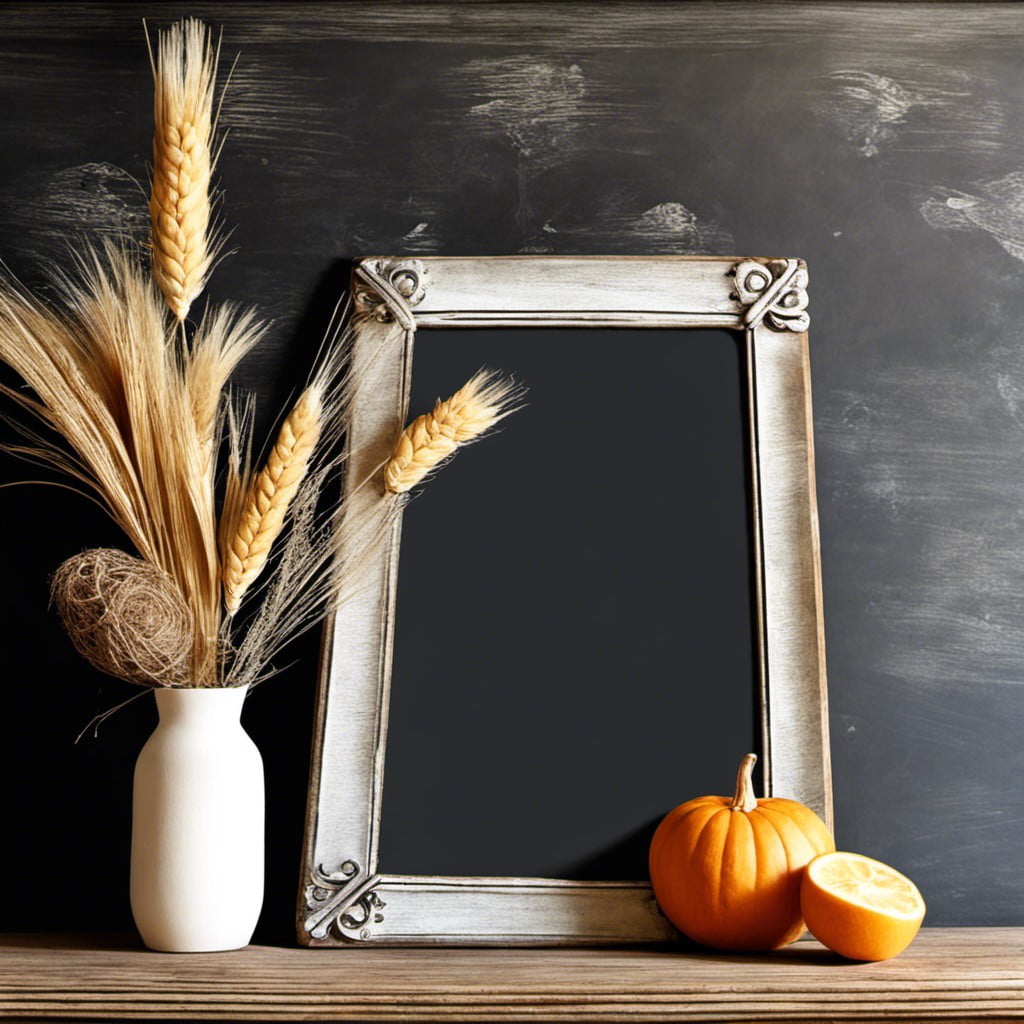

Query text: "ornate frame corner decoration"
[732, 258, 810, 332]
[299, 255, 831, 947]
[304, 861, 387, 943]
[353, 258, 429, 324]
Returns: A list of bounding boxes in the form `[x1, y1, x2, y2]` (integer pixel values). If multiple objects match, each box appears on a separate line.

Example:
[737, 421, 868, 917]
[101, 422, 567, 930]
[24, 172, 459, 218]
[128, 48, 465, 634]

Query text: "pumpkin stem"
[730, 753, 759, 813]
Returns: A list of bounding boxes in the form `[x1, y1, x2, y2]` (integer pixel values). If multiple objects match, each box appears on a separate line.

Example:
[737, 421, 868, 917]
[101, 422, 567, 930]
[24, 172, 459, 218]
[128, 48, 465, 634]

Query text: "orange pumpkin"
[648, 753, 834, 950]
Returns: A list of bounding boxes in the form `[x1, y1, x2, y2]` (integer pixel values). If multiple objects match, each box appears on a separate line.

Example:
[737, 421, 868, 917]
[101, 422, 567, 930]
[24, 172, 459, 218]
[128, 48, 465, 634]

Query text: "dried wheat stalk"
[186, 305, 264, 484]
[0, 245, 232, 682]
[0, 252, 368, 685]
[221, 385, 323, 615]
[149, 17, 219, 322]
[384, 370, 520, 494]
[0, 19, 526, 694]
[218, 310, 398, 687]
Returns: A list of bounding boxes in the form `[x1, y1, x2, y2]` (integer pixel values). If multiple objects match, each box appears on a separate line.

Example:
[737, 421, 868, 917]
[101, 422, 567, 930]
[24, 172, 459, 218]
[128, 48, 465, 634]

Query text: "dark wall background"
[1, 1, 1023, 942]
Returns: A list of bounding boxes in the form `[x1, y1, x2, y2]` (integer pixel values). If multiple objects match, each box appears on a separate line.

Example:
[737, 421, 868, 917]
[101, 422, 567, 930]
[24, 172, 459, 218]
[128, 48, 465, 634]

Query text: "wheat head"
[150, 18, 218, 322]
[384, 370, 518, 494]
[222, 386, 322, 615]
[186, 305, 264, 483]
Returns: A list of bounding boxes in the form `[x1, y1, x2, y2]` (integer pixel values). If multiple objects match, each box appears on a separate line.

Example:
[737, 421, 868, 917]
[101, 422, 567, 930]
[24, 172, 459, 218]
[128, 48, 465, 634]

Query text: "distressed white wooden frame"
[298, 256, 831, 946]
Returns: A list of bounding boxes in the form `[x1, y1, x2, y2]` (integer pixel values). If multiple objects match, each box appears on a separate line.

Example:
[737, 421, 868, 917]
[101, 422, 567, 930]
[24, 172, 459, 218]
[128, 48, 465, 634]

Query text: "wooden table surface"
[1, 928, 1022, 1022]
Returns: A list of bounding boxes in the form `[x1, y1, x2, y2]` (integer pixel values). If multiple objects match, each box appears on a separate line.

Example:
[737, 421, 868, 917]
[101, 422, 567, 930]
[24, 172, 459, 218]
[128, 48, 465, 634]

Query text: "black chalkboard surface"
[4, 2, 1024, 939]
[378, 328, 759, 880]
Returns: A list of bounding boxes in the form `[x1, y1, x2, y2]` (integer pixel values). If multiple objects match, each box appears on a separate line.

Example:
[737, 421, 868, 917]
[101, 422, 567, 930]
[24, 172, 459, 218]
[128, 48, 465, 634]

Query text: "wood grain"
[0, 929, 1022, 1021]
[2, 3, 1024, 48]
[300, 256, 829, 947]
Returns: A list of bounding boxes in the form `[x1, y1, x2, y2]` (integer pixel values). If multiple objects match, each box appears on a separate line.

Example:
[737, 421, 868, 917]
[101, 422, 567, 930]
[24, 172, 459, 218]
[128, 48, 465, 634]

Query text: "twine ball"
[51, 548, 194, 687]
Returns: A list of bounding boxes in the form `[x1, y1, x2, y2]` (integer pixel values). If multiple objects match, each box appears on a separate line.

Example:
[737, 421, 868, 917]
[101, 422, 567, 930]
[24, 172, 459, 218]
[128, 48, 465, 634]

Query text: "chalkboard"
[378, 326, 759, 880]
[299, 255, 828, 945]
[6, 3, 1022, 944]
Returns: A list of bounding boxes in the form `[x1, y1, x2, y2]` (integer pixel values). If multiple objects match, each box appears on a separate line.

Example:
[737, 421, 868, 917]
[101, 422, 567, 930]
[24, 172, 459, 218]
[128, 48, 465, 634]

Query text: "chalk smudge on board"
[818, 69, 1004, 157]
[921, 171, 1024, 265]
[629, 201, 732, 253]
[4, 162, 146, 253]
[818, 359, 1024, 690]
[463, 57, 586, 168]
[340, 201, 444, 255]
[217, 57, 359, 171]
[825, 71, 918, 156]
[452, 56, 587, 251]
[546, 199, 733, 254]
[397, 221, 441, 254]
[446, 58, 734, 254]
[996, 369, 1024, 430]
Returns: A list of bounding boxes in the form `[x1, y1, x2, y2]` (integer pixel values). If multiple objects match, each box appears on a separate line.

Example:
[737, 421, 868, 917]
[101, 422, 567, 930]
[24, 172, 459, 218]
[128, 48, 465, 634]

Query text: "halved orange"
[800, 851, 925, 961]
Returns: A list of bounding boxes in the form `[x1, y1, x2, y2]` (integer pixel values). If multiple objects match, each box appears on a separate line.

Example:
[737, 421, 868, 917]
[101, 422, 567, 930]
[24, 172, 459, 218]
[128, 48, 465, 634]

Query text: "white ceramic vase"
[130, 686, 264, 952]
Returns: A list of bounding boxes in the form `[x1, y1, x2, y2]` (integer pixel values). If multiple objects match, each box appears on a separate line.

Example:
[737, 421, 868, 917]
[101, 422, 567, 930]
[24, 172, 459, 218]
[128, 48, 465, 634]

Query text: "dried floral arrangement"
[0, 19, 518, 690]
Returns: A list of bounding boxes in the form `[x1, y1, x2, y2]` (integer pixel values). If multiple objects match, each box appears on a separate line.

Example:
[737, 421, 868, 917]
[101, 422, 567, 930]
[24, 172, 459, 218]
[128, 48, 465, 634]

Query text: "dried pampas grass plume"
[149, 17, 220, 321]
[52, 548, 195, 687]
[384, 370, 520, 494]
[221, 385, 323, 615]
